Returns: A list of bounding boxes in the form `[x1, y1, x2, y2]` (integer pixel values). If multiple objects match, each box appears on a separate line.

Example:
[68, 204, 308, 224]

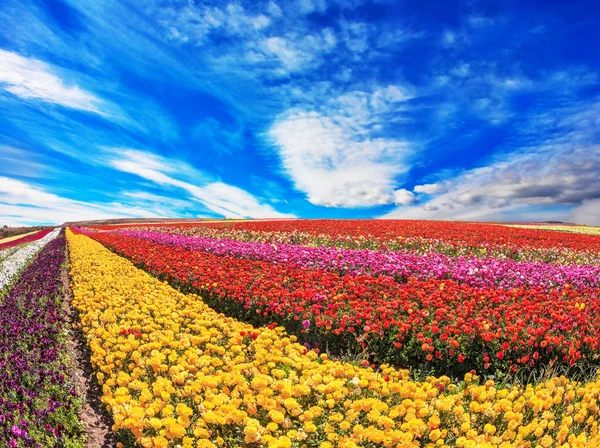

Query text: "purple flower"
[0, 232, 81, 445]
[302, 319, 311, 330]
[11, 425, 25, 438]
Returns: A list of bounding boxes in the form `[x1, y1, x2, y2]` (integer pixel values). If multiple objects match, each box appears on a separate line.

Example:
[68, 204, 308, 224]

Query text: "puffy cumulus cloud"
[269, 86, 413, 208]
[393, 189, 415, 205]
[107, 148, 294, 219]
[0, 49, 104, 114]
[269, 112, 408, 207]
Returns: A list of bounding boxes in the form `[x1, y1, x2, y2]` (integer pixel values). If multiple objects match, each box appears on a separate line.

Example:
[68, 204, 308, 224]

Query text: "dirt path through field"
[62, 247, 118, 448]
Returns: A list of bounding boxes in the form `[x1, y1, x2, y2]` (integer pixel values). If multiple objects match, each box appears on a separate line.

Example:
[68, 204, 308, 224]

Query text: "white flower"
[0, 229, 60, 291]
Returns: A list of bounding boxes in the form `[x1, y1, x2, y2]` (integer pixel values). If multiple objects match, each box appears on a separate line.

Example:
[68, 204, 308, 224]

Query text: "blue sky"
[1, 0, 599, 225]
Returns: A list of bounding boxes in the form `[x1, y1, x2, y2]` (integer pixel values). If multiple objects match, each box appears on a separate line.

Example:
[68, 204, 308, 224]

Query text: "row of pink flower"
[109, 229, 600, 290]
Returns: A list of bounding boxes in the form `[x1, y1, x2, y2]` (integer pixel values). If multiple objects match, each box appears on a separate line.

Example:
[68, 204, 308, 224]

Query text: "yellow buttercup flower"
[66, 229, 600, 448]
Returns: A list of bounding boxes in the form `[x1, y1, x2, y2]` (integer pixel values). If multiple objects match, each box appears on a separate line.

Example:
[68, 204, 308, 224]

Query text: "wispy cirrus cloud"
[0, 176, 167, 226]
[1, 0, 598, 225]
[122, 191, 188, 204]
[0, 46, 179, 142]
[107, 148, 294, 218]
[0, 145, 50, 179]
[0, 49, 105, 114]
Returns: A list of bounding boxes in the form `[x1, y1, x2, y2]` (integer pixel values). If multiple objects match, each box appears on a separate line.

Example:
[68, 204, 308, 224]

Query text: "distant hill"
[509, 221, 578, 226]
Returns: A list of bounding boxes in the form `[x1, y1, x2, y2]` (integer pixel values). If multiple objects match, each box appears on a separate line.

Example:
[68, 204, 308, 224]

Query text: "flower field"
[504, 225, 600, 236]
[89, 220, 600, 265]
[0, 229, 53, 252]
[0, 229, 60, 293]
[76, 224, 600, 378]
[67, 227, 600, 447]
[0, 230, 83, 447]
[0, 230, 37, 245]
[2, 220, 600, 447]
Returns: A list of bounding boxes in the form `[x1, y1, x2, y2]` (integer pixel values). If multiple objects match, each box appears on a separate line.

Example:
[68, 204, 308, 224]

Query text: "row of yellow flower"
[502, 225, 600, 236]
[67, 229, 600, 448]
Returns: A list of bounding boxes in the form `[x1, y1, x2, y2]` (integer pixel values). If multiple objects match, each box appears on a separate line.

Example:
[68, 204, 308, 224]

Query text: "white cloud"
[340, 21, 371, 53]
[252, 14, 271, 30]
[0, 49, 104, 114]
[136, 0, 415, 89]
[122, 191, 193, 209]
[322, 27, 337, 47]
[450, 63, 470, 78]
[393, 189, 415, 205]
[570, 199, 600, 226]
[385, 144, 600, 222]
[258, 29, 338, 74]
[266, 1, 283, 17]
[0, 176, 162, 226]
[437, 63, 596, 126]
[467, 15, 495, 28]
[188, 182, 293, 218]
[158, 2, 274, 43]
[297, 0, 327, 14]
[414, 183, 446, 194]
[421, 203, 439, 211]
[385, 144, 599, 222]
[0, 145, 49, 179]
[260, 37, 305, 71]
[442, 30, 457, 47]
[108, 149, 294, 218]
[384, 100, 600, 224]
[269, 85, 413, 208]
[441, 62, 534, 124]
[370, 86, 413, 113]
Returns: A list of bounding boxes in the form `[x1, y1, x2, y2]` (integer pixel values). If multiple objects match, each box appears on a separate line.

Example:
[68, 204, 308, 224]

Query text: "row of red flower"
[80, 228, 600, 378]
[181, 220, 600, 253]
[89, 220, 600, 264]
[0, 229, 52, 252]
[90, 223, 600, 265]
